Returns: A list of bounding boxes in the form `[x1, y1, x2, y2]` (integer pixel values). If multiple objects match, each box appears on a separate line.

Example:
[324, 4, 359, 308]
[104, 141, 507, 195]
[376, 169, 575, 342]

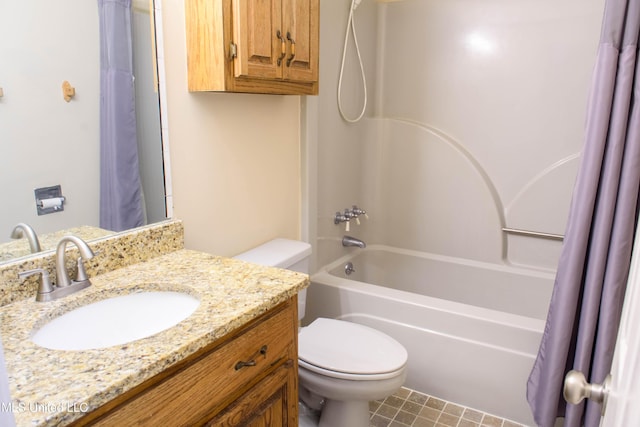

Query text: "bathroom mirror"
[0, 0, 169, 264]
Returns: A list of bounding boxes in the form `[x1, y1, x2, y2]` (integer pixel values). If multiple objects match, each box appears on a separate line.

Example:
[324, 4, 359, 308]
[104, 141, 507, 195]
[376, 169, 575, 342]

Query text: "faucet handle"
[351, 205, 368, 219]
[334, 211, 351, 232]
[18, 268, 54, 296]
[343, 208, 356, 219]
[346, 207, 361, 225]
[343, 208, 357, 228]
[75, 257, 89, 282]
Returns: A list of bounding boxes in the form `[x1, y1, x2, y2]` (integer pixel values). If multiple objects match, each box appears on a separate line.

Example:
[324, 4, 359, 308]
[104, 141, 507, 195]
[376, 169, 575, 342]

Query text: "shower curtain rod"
[502, 227, 564, 241]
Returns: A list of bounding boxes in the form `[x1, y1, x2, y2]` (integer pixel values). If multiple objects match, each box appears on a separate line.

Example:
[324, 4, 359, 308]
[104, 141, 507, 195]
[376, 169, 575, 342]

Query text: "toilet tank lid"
[234, 238, 311, 269]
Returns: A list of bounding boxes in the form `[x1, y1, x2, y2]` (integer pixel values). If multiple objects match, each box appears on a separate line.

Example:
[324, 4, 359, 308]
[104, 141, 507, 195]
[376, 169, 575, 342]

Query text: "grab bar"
[502, 227, 564, 241]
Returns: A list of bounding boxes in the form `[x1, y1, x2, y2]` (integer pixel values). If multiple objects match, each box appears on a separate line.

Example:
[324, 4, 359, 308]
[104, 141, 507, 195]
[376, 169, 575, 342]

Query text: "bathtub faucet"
[342, 236, 366, 249]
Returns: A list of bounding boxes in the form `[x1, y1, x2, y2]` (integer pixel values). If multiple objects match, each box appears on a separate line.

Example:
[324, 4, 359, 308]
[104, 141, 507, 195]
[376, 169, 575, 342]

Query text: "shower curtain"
[98, 0, 144, 231]
[527, 0, 640, 426]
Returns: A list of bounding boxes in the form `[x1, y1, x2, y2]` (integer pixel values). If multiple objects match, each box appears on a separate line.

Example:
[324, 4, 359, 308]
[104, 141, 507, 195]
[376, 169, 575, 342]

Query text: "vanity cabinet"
[185, 0, 319, 95]
[72, 298, 298, 426]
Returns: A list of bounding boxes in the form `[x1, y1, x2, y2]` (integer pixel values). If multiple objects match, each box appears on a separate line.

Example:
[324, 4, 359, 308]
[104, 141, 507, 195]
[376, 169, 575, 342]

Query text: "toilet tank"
[234, 238, 311, 319]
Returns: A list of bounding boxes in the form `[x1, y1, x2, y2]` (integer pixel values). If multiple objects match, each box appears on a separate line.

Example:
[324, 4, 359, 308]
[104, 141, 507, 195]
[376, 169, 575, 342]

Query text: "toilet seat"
[298, 318, 407, 381]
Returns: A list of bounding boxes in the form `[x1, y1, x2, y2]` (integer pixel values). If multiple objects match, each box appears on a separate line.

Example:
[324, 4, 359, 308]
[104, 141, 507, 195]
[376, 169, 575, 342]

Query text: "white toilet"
[235, 239, 408, 427]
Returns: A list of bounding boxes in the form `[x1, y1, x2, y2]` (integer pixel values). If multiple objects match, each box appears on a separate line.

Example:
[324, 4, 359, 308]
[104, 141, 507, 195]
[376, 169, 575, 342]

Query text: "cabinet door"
[233, 0, 283, 80]
[205, 361, 297, 427]
[281, 0, 318, 83]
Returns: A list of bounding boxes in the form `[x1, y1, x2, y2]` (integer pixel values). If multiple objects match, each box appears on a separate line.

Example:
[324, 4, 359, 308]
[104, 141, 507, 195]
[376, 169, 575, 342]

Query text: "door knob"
[563, 370, 611, 414]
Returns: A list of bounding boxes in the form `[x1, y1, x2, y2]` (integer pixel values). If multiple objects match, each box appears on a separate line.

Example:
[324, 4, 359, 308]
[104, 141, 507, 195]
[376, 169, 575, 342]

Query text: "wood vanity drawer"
[81, 298, 298, 426]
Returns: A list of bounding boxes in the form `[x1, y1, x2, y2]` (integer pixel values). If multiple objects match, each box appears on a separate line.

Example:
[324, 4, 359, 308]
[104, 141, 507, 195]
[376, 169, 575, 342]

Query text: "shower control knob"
[334, 212, 349, 224]
[343, 209, 356, 219]
[351, 205, 368, 219]
[334, 211, 351, 232]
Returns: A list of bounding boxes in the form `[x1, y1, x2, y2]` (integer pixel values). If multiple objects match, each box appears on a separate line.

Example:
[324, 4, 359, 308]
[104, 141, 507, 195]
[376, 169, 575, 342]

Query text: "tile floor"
[369, 387, 527, 427]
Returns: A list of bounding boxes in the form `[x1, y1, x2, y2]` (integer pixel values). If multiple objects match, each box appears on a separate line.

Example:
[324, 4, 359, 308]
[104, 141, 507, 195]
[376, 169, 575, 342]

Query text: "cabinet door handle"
[234, 345, 268, 370]
[276, 31, 286, 66]
[286, 32, 296, 66]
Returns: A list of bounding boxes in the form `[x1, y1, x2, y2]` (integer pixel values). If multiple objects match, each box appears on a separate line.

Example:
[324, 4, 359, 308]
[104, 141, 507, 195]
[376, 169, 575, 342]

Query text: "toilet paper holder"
[34, 185, 66, 215]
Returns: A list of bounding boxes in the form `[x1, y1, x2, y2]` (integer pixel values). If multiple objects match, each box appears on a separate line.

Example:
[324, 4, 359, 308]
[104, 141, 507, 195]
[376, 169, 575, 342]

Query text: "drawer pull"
[235, 345, 268, 371]
[234, 360, 256, 370]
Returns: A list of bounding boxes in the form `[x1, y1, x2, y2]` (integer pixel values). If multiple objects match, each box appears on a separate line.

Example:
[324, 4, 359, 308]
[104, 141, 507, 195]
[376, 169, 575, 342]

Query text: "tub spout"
[342, 236, 366, 249]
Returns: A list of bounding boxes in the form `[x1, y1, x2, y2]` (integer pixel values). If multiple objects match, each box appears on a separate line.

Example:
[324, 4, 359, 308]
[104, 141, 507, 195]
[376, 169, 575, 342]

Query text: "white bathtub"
[305, 245, 555, 426]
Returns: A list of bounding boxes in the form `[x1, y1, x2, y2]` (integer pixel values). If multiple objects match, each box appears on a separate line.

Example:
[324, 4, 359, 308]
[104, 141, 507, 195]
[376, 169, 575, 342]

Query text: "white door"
[599, 224, 640, 426]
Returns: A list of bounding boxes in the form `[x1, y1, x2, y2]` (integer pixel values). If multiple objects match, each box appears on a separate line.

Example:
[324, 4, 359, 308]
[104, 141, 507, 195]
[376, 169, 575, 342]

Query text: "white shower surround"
[309, 0, 605, 270]
[369, 0, 605, 268]
[304, 0, 606, 423]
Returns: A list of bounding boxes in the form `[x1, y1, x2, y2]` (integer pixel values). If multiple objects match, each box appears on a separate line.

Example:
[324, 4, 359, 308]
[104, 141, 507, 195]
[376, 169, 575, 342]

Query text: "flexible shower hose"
[337, 0, 367, 123]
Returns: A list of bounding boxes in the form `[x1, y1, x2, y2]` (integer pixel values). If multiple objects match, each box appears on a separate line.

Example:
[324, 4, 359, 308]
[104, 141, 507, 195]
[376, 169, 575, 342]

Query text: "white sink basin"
[32, 291, 200, 351]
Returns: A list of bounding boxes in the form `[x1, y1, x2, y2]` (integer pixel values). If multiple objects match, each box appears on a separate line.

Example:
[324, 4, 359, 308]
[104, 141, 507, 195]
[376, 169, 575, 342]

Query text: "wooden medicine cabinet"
[185, 0, 319, 95]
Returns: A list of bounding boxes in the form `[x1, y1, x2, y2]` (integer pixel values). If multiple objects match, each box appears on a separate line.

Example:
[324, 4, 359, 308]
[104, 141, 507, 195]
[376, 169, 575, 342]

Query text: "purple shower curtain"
[98, 0, 144, 231]
[527, 0, 640, 426]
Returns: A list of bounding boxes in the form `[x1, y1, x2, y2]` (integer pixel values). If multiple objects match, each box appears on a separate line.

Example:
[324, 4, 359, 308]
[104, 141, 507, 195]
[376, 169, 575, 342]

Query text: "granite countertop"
[0, 249, 308, 427]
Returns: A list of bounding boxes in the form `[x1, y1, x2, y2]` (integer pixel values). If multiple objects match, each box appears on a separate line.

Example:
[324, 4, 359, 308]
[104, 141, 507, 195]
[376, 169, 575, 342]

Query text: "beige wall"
[161, 0, 302, 257]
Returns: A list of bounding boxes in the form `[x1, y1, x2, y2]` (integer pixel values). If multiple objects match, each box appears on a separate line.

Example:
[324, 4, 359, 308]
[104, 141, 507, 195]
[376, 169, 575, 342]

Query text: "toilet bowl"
[234, 239, 408, 427]
[299, 317, 407, 427]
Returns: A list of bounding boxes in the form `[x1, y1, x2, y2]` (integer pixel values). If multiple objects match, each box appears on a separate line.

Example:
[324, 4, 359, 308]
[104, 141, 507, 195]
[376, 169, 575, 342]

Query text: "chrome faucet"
[335, 205, 368, 231]
[10, 223, 42, 253]
[18, 236, 96, 302]
[342, 235, 366, 248]
[334, 211, 352, 231]
[56, 235, 95, 288]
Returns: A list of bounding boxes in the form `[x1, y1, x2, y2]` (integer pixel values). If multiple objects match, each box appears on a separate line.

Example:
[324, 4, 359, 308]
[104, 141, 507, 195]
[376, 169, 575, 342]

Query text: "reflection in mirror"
[0, 0, 169, 264]
[1, 226, 113, 263]
[10, 224, 41, 254]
